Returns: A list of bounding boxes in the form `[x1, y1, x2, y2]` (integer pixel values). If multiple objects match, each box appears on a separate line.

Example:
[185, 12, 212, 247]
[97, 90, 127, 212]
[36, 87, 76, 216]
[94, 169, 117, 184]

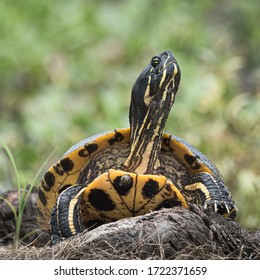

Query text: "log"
[0, 189, 49, 246]
[0, 190, 259, 259]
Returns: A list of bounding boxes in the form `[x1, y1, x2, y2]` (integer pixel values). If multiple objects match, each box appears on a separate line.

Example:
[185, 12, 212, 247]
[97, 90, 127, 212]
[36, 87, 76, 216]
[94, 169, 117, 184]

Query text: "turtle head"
[125, 51, 181, 173]
[129, 51, 181, 142]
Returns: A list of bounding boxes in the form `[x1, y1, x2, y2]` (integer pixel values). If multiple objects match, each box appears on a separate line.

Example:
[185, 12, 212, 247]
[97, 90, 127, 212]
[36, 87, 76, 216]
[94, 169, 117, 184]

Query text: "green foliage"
[0, 0, 259, 228]
[0, 141, 54, 247]
[0, 141, 35, 248]
[0, 143, 21, 248]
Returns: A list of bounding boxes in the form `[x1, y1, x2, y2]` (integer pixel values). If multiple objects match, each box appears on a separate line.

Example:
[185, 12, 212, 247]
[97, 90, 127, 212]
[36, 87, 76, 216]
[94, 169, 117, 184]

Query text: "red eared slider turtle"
[37, 51, 237, 242]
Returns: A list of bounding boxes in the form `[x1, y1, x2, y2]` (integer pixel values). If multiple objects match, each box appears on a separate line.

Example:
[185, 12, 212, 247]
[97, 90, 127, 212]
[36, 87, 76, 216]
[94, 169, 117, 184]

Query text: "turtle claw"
[203, 199, 236, 218]
[214, 202, 218, 213]
[225, 203, 230, 214]
[185, 172, 237, 219]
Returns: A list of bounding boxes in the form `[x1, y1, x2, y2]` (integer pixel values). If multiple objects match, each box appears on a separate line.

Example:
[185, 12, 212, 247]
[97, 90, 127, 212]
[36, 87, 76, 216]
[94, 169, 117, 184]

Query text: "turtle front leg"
[184, 172, 237, 219]
[51, 185, 85, 244]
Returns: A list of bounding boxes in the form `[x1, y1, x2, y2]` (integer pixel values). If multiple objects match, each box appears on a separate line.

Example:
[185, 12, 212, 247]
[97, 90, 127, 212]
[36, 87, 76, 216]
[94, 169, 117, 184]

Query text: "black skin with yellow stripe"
[37, 51, 237, 243]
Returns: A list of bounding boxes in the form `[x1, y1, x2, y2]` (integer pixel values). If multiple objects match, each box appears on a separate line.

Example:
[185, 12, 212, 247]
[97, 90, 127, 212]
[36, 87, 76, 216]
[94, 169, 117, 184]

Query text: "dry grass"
[1, 206, 259, 260]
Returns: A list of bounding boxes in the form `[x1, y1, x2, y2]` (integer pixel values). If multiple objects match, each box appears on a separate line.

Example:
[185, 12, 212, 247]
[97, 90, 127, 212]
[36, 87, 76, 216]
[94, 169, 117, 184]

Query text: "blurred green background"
[0, 0, 259, 229]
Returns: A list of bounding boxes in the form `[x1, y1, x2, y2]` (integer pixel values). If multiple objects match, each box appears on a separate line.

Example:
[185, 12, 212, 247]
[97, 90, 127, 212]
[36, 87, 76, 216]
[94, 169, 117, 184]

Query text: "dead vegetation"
[0, 190, 259, 260]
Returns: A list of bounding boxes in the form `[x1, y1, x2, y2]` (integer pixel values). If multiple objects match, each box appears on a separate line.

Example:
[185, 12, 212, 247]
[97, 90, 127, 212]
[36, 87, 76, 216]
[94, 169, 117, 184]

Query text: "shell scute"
[37, 128, 130, 229]
[78, 169, 188, 226]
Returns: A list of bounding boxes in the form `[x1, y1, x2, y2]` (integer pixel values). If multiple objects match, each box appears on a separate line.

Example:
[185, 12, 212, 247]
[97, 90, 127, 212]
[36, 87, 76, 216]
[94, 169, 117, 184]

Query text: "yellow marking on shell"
[80, 169, 187, 225]
[162, 133, 213, 176]
[164, 179, 188, 207]
[37, 128, 131, 230]
[133, 175, 188, 215]
[108, 170, 154, 213]
[108, 170, 137, 212]
[81, 172, 132, 223]
[64, 128, 130, 176]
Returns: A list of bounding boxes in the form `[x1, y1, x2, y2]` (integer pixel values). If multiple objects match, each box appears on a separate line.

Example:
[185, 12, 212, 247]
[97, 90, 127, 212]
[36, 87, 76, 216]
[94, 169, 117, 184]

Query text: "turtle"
[37, 50, 237, 242]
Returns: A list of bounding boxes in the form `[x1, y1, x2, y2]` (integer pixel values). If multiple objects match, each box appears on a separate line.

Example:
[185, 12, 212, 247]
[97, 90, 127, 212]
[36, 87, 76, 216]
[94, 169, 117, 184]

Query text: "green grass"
[0, 0, 259, 229]
[0, 141, 34, 248]
[0, 141, 54, 248]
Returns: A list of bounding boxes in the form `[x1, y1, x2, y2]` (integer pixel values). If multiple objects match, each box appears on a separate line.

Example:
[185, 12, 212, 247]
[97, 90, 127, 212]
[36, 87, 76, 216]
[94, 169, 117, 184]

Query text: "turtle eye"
[151, 56, 160, 68]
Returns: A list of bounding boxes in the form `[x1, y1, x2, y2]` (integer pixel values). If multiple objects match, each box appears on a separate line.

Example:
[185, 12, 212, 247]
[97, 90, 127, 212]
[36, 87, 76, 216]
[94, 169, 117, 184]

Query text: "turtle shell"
[57, 169, 188, 234]
[82, 169, 188, 228]
[37, 127, 225, 230]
